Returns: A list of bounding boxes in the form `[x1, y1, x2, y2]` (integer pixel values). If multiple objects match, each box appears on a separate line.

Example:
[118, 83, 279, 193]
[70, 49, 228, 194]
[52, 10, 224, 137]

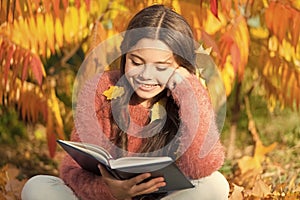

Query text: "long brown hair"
[112, 5, 197, 158]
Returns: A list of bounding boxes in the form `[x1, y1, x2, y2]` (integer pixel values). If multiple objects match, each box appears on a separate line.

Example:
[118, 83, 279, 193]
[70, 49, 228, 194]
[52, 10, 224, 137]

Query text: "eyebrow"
[128, 53, 173, 64]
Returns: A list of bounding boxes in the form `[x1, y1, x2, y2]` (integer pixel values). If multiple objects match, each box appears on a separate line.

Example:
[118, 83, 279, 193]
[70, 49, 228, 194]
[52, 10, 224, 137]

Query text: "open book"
[57, 140, 194, 193]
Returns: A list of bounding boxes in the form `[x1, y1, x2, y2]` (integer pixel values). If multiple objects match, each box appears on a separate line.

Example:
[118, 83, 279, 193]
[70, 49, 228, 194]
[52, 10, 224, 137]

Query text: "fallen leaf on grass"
[0, 165, 8, 192]
[229, 183, 244, 200]
[237, 155, 263, 174]
[238, 141, 277, 174]
[250, 178, 271, 197]
[0, 164, 26, 200]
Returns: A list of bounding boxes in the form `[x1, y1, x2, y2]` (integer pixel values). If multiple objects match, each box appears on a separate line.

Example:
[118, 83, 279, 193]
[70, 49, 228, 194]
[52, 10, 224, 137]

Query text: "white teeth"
[142, 84, 157, 88]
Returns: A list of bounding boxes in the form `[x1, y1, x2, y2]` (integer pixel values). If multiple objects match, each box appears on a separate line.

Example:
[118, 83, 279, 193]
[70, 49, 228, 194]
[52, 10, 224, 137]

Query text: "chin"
[135, 92, 157, 100]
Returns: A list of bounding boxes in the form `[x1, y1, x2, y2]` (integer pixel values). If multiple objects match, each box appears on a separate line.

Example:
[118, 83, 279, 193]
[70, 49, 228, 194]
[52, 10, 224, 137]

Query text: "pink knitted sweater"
[59, 70, 225, 200]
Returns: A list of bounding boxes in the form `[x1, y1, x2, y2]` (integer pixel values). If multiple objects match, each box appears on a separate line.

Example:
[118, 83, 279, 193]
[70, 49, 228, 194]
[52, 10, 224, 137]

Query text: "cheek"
[154, 71, 173, 85]
[125, 65, 142, 77]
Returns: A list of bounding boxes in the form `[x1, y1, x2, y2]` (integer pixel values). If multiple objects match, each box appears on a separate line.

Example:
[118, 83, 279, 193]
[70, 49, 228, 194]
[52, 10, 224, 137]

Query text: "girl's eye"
[155, 64, 169, 71]
[131, 59, 143, 66]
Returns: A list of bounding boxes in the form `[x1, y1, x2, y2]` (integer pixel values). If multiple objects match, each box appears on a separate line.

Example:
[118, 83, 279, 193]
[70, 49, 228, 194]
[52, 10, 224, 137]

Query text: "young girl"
[22, 4, 229, 200]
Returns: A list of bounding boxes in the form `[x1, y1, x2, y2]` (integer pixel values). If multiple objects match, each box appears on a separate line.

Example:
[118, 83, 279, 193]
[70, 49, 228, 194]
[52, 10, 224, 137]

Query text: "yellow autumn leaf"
[45, 13, 55, 54]
[63, 8, 73, 44]
[103, 86, 125, 100]
[150, 98, 167, 123]
[203, 9, 226, 35]
[69, 7, 79, 43]
[279, 39, 294, 62]
[47, 85, 64, 139]
[238, 140, 277, 174]
[28, 17, 38, 54]
[235, 16, 249, 67]
[221, 56, 235, 96]
[250, 27, 269, 39]
[268, 35, 278, 52]
[171, 0, 181, 14]
[79, 4, 89, 39]
[36, 14, 45, 56]
[55, 18, 63, 47]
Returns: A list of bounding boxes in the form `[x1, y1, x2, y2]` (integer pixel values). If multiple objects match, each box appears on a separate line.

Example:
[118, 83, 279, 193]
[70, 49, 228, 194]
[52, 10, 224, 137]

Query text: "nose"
[139, 64, 153, 79]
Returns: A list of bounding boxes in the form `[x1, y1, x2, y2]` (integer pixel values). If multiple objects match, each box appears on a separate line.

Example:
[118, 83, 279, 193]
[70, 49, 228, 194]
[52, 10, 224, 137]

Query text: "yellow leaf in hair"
[103, 86, 124, 100]
[195, 44, 212, 55]
[150, 98, 167, 123]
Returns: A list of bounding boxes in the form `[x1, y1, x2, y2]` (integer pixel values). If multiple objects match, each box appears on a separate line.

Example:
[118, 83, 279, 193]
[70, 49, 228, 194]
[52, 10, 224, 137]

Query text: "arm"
[59, 71, 119, 200]
[59, 131, 117, 200]
[170, 72, 225, 179]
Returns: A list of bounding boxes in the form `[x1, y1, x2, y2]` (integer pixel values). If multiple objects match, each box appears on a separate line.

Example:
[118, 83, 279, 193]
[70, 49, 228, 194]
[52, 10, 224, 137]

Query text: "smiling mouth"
[134, 80, 160, 90]
[140, 83, 159, 88]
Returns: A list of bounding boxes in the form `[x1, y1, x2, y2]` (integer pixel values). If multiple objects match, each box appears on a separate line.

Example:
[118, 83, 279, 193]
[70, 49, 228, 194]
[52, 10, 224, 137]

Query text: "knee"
[191, 171, 230, 200]
[207, 171, 230, 199]
[21, 175, 60, 200]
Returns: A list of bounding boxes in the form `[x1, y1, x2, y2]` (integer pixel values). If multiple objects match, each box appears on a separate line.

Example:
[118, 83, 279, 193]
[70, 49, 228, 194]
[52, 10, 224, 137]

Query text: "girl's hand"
[167, 66, 191, 90]
[98, 165, 166, 200]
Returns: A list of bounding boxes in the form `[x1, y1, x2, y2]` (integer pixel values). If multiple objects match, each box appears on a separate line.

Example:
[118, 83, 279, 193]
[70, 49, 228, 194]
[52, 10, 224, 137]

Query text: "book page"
[60, 140, 111, 166]
[80, 143, 113, 160]
[109, 156, 172, 169]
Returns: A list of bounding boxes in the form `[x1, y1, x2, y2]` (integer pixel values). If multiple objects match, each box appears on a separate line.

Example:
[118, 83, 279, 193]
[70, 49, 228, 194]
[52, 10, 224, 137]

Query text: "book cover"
[57, 140, 194, 192]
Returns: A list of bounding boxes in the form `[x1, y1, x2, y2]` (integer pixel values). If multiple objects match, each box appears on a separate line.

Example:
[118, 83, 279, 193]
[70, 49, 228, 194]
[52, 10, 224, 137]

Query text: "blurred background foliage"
[0, 0, 300, 198]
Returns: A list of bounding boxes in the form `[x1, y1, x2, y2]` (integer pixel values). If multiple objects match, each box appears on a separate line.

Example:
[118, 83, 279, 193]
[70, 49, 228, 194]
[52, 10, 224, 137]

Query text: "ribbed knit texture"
[59, 70, 225, 200]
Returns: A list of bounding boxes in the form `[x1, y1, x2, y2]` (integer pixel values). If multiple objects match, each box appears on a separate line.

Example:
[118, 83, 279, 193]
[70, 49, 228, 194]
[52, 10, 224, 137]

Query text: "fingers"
[127, 173, 151, 187]
[128, 175, 166, 197]
[134, 177, 166, 195]
[166, 67, 179, 90]
[167, 66, 190, 90]
[98, 167, 166, 198]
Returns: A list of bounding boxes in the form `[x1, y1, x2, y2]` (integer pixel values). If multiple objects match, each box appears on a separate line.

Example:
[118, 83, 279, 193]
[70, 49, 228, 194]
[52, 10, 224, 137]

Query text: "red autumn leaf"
[31, 0, 40, 8]
[220, 0, 231, 16]
[12, 47, 22, 80]
[61, 0, 69, 9]
[30, 55, 44, 85]
[230, 43, 241, 75]
[20, 92, 28, 120]
[47, 131, 57, 158]
[0, 41, 6, 61]
[277, 5, 291, 43]
[30, 96, 38, 122]
[295, 71, 300, 88]
[85, 0, 91, 11]
[282, 64, 292, 96]
[265, 2, 275, 33]
[43, 0, 51, 12]
[200, 29, 221, 59]
[51, 0, 60, 18]
[210, 0, 218, 19]
[21, 53, 30, 82]
[75, 0, 81, 9]
[15, 0, 23, 17]
[4, 45, 14, 85]
[291, 11, 300, 47]
[219, 33, 233, 67]
[46, 112, 57, 158]
[296, 82, 300, 110]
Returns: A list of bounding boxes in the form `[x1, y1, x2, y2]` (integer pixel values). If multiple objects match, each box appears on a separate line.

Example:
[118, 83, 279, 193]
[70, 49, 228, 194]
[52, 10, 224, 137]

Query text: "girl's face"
[125, 38, 179, 107]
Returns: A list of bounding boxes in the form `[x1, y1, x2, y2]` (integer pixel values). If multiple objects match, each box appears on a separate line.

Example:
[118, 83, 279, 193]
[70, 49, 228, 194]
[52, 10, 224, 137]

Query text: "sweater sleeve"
[59, 71, 120, 200]
[59, 130, 117, 200]
[171, 75, 225, 179]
